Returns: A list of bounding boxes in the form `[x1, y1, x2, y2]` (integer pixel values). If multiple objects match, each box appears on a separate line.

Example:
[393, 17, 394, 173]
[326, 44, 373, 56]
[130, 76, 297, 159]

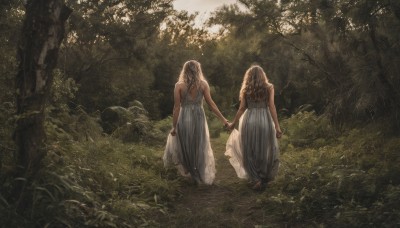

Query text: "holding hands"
[223, 120, 235, 132]
[223, 119, 231, 132]
[227, 122, 235, 131]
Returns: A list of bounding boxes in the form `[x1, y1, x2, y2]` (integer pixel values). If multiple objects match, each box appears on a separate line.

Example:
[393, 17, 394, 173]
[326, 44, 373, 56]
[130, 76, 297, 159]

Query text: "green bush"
[1, 107, 180, 227]
[280, 111, 337, 150]
[257, 117, 400, 227]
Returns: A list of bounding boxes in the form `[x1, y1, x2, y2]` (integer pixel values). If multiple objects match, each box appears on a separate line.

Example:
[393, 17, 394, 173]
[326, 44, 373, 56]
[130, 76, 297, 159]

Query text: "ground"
[158, 133, 282, 228]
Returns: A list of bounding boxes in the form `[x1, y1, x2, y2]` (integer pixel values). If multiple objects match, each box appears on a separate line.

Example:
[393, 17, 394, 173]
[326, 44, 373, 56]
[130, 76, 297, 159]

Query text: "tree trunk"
[14, 0, 71, 178]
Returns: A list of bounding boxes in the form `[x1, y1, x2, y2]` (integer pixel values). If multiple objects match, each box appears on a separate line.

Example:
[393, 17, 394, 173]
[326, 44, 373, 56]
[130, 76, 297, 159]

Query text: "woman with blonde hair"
[164, 60, 229, 185]
[226, 65, 282, 190]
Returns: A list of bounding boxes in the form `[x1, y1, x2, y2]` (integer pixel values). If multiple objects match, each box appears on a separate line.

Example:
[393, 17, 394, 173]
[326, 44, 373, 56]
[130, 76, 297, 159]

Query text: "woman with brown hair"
[226, 65, 282, 190]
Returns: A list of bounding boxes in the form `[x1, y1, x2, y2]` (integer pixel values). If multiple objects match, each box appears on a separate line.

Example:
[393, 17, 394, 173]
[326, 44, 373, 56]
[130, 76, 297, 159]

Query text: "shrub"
[280, 111, 337, 150]
[259, 119, 400, 227]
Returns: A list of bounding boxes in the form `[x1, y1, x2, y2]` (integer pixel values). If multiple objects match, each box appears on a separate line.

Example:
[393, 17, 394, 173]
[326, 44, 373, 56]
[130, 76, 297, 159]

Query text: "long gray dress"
[163, 88, 216, 185]
[225, 97, 279, 183]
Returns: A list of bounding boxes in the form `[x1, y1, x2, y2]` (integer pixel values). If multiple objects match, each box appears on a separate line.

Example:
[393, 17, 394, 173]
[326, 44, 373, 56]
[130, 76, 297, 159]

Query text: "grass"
[1, 111, 399, 227]
[156, 112, 400, 227]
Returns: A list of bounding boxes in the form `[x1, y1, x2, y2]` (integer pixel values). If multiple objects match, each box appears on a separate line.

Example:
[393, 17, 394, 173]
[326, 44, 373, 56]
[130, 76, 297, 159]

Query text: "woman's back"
[225, 65, 281, 190]
[173, 80, 215, 184]
[246, 97, 268, 109]
[164, 60, 227, 185]
[180, 83, 204, 106]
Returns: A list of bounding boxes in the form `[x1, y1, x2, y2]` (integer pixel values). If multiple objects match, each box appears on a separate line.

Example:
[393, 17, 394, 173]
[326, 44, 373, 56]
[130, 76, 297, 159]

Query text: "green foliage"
[3, 0, 400, 124]
[0, 2, 21, 104]
[0, 5, 20, 169]
[206, 112, 224, 139]
[46, 105, 103, 143]
[152, 116, 172, 134]
[1, 112, 181, 227]
[210, 0, 400, 125]
[255, 113, 400, 227]
[60, 0, 175, 116]
[2, 0, 400, 227]
[280, 111, 336, 149]
[49, 69, 79, 112]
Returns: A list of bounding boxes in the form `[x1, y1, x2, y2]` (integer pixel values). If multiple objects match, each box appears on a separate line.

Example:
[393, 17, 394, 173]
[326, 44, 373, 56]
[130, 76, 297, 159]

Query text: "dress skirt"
[164, 103, 216, 185]
[225, 107, 279, 183]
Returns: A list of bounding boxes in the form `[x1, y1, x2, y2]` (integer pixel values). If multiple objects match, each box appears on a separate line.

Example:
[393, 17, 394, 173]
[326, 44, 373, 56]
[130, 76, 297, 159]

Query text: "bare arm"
[228, 98, 246, 130]
[202, 81, 229, 126]
[171, 83, 182, 136]
[267, 86, 282, 138]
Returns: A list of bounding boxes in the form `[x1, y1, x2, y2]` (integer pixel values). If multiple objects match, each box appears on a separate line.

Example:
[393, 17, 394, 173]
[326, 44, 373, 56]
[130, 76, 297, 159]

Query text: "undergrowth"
[258, 111, 400, 227]
[1, 107, 399, 227]
[0, 105, 180, 227]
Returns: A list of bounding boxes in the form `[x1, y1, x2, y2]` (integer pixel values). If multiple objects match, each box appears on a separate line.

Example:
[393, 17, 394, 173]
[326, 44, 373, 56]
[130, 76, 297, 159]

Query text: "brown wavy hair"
[239, 65, 272, 101]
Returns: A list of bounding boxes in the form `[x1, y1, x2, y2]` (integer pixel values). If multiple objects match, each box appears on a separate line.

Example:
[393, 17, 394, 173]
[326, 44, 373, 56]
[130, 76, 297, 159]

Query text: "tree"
[210, 0, 400, 127]
[0, 1, 22, 104]
[61, 0, 173, 113]
[153, 11, 208, 117]
[14, 0, 71, 181]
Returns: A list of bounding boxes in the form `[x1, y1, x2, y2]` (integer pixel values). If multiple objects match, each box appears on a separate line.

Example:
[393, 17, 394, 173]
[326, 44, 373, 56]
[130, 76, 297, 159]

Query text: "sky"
[173, 0, 237, 24]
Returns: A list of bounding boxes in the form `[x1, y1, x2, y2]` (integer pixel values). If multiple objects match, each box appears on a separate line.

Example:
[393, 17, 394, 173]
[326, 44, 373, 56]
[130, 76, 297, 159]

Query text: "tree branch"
[277, 32, 340, 87]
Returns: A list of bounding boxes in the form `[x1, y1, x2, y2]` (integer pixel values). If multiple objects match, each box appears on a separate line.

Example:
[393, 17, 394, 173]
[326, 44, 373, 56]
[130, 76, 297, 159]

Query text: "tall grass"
[1, 108, 399, 227]
[257, 112, 400, 227]
[0, 107, 180, 227]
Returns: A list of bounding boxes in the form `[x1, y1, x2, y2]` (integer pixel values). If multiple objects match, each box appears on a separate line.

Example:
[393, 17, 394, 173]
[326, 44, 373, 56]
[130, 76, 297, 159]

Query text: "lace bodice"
[246, 97, 268, 109]
[181, 89, 203, 107]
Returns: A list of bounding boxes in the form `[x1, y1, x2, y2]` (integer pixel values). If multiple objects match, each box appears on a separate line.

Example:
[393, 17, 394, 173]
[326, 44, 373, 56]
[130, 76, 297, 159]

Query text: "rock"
[101, 106, 134, 134]
[100, 104, 151, 142]
[128, 100, 144, 109]
[127, 106, 148, 118]
[113, 119, 150, 142]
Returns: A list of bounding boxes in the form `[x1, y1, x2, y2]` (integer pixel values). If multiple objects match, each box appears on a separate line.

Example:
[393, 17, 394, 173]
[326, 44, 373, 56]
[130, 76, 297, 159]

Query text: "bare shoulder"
[267, 83, 274, 91]
[175, 81, 185, 89]
[200, 80, 209, 90]
[175, 81, 185, 86]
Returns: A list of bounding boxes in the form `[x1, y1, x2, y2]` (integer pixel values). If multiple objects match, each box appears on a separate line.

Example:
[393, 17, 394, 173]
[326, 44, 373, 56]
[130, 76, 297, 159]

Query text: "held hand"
[170, 128, 176, 136]
[223, 120, 230, 132]
[228, 122, 235, 131]
[223, 119, 229, 128]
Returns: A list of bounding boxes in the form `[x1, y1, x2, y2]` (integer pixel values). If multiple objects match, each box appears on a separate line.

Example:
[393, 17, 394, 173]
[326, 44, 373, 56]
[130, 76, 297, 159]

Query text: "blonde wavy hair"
[178, 60, 205, 91]
[240, 65, 272, 101]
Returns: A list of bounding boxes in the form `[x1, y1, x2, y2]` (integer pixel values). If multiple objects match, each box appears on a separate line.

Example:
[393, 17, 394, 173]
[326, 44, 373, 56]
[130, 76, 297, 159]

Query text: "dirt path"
[159, 133, 280, 228]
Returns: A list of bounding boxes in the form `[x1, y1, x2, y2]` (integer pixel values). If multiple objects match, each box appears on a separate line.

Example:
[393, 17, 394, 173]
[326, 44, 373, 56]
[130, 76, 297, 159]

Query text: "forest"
[0, 0, 399, 227]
